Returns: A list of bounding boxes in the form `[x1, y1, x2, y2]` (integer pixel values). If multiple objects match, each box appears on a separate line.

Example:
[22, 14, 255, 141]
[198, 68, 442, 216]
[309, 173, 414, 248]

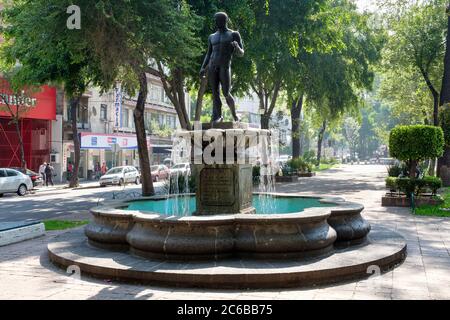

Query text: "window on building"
[165, 115, 176, 129]
[158, 114, 164, 128]
[122, 108, 129, 128]
[144, 112, 151, 131]
[100, 104, 107, 120]
[150, 84, 161, 101]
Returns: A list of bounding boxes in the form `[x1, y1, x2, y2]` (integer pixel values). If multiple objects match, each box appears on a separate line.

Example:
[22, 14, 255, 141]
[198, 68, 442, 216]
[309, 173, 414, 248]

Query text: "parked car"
[163, 158, 173, 168]
[0, 168, 33, 197]
[170, 163, 191, 176]
[99, 166, 140, 187]
[151, 165, 170, 182]
[10, 167, 43, 187]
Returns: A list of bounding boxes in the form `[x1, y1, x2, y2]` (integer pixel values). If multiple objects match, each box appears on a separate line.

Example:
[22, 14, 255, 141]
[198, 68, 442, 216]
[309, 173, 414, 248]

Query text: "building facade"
[0, 77, 58, 173]
[235, 93, 292, 150]
[59, 73, 189, 181]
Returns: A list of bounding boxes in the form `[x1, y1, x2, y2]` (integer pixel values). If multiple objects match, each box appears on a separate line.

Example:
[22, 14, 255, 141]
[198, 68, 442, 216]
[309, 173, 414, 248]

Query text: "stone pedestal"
[194, 164, 255, 215]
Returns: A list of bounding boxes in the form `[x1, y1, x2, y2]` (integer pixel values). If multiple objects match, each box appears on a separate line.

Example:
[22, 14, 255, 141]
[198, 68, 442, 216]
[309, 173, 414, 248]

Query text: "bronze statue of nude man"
[200, 12, 244, 123]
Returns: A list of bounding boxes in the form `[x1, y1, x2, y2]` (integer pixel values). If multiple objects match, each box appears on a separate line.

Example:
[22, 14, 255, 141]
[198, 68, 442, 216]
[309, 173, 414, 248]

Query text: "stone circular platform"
[84, 194, 370, 260]
[48, 226, 406, 289]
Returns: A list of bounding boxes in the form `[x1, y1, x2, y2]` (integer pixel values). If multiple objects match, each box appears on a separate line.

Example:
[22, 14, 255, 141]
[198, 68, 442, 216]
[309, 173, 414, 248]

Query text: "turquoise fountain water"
[126, 195, 333, 216]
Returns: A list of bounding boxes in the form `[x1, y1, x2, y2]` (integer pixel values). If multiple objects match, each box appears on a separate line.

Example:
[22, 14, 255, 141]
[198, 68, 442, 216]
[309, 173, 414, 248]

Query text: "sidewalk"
[0, 164, 448, 300]
[32, 180, 102, 193]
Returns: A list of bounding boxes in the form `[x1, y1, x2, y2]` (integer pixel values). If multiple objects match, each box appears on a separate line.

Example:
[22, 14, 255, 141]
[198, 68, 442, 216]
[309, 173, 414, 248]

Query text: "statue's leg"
[208, 66, 222, 122]
[220, 66, 239, 121]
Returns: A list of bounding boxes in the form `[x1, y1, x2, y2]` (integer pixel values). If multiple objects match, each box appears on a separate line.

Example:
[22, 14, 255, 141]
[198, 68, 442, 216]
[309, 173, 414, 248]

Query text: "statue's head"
[214, 12, 228, 29]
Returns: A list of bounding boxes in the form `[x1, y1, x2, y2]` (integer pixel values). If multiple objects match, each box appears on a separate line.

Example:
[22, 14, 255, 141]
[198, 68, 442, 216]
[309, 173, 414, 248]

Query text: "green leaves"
[389, 124, 445, 161]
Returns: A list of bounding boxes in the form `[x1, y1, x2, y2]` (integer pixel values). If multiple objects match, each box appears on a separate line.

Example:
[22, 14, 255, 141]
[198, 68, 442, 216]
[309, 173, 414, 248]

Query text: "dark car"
[10, 167, 43, 187]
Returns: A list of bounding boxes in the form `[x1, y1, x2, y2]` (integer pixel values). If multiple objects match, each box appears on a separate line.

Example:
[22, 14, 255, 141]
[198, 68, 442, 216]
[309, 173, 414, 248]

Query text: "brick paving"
[0, 164, 449, 300]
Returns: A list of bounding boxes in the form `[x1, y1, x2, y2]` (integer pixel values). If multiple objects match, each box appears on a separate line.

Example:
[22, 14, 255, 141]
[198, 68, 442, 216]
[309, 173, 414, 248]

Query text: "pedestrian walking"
[95, 162, 101, 180]
[101, 162, 108, 176]
[39, 162, 47, 185]
[67, 161, 73, 181]
[45, 163, 54, 186]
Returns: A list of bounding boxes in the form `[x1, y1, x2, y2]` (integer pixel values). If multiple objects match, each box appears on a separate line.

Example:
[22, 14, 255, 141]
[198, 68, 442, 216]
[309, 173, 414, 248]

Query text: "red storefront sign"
[0, 77, 56, 120]
[0, 78, 56, 171]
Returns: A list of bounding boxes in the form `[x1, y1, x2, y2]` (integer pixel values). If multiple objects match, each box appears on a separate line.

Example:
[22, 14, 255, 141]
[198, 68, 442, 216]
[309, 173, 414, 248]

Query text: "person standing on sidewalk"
[94, 162, 101, 180]
[45, 163, 54, 186]
[67, 161, 73, 181]
[101, 162, 108, 176]
[39, 162, 47, 185]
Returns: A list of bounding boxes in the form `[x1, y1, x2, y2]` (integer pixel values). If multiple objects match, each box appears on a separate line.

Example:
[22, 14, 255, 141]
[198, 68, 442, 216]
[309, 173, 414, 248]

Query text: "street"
[0, 181, 167, 222]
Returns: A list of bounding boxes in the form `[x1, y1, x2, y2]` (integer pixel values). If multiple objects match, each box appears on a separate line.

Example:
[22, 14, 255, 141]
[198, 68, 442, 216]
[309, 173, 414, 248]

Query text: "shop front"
[67, 132, 150, 180]
[0, 79, 56, 172]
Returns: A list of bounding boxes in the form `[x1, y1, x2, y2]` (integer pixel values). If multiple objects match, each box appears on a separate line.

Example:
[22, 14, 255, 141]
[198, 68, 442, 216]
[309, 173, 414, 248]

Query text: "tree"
[438, 2, 450, 182]
[389, 125, 444, 178]
[343, 117, 360, 159]
[236, 0, 330, 129]
[84, 0, 203, 195]
[288, 0, 383, 160]
[381, 1, 446, 127]
[0, 0, 111, 188]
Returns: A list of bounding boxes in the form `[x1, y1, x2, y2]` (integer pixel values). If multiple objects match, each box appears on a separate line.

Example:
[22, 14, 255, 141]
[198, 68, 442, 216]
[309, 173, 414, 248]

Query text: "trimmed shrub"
[389, 125, 444, 178]
[423, 176, 442, 195]
[287, 157, 312, 173]
[385, 176, 443, 197]
[385, 177, 397, 191]
[396, 177, 416, 196]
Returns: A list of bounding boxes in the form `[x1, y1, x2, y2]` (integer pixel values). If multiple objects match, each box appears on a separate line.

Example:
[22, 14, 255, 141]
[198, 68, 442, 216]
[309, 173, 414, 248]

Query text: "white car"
[170, 163, 191, 176]
[99, 166, 140, 187]
[0, 168, 33, 197]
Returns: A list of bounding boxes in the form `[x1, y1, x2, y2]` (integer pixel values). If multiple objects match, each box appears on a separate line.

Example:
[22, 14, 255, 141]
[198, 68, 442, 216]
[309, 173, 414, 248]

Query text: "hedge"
[287, 157, 312, 173]
[385, 176, 442, 197]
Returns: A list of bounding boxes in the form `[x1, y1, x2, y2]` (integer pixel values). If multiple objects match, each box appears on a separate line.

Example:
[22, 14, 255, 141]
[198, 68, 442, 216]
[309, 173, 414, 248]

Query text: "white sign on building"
[113, 86, 122, 129]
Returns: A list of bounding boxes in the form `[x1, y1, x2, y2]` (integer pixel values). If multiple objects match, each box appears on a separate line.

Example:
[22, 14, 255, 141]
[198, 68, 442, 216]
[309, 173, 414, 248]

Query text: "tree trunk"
[194, 72, 208, 122]
[433, 92, 439, 126]
[134, 72, 155, 196]
[258, 81, 282, 130]
[410, 159, 417, 178]
[12, 118, 26, 169]
[438, 4, 450, 184]
[69, 96, 81, 188]
[291, 94, 303, 158]
[157, 63, 191, 130]
[316, 120, 327, 165]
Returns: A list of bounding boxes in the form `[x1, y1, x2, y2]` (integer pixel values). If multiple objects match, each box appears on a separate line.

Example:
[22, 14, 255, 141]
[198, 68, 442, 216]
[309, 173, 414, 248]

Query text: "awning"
[151, 145, 172, 154]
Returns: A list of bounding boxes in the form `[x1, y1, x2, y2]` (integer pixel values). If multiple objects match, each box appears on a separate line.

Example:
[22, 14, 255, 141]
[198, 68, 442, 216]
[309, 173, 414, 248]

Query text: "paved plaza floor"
[0, 164, 449, 300]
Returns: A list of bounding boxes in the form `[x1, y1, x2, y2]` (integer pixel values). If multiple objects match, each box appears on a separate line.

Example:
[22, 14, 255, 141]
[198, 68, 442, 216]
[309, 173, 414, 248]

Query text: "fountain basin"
[85, 194, 370, 260]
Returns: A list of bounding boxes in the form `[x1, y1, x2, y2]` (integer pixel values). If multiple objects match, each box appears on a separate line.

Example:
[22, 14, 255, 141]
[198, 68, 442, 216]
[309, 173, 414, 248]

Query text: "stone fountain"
[48, 123, 407, 288]
[47, 12, 406, 288]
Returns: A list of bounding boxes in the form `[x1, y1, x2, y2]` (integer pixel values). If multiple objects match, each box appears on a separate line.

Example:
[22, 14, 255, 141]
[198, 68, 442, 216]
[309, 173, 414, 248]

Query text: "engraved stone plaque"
[200, 168, 235, 206]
